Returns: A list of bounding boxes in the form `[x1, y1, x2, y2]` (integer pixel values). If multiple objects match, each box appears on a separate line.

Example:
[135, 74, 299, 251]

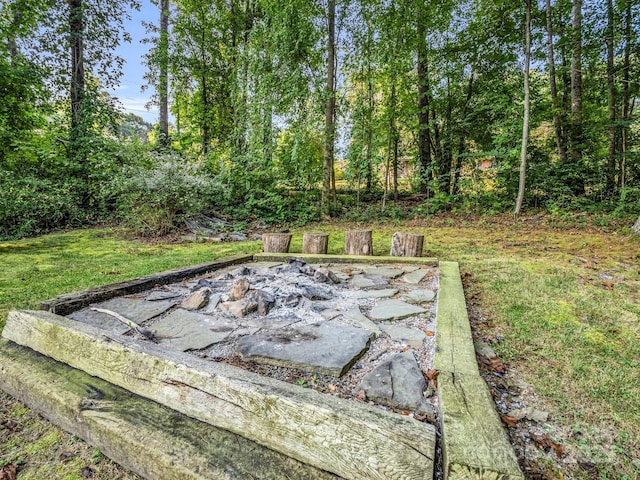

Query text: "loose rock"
[228, 279, 250, 301]
[181, 288, 211, 310]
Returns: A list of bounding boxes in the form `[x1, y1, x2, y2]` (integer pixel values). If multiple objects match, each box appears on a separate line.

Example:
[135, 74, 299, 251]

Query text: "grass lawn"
[1, 217, 639, 479]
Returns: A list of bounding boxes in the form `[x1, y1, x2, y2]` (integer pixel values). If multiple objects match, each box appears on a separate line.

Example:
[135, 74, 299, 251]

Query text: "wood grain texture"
[435, 261, 523, 480]
[3, 310, 436, 480]
[0, 339, 339, 480]
[253, 252, 438, 265]
[262, 233, 292, 253]
[344, 230, 373, 256]
[302, 232, 329, 254]
[40, 254, 253, 316]
[390, 232, 424, 257]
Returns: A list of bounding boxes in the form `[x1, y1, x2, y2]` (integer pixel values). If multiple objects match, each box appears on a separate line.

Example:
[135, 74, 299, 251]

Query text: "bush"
[0, 171, 85, 240]
[110, 153, 221, 236]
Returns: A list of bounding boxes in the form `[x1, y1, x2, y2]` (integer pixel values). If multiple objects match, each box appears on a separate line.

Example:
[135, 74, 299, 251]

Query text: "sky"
[110, 0, 157, 124]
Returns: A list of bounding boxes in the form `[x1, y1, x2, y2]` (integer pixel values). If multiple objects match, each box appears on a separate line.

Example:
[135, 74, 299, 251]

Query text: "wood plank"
[434, 261, 478, 375]
[3, 310, 436, 480]
[435, 261, 523, 480]
[254, 252, 437, 265]
[40, 254, 253, 315]
[438, 372, 524, 480]
[0, 339, 338, 480]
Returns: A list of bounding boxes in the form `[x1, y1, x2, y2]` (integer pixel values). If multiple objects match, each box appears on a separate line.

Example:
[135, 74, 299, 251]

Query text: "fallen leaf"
[529, 432, 566, 458]
[59, 451, 76, 461]
[0, 419, 22, 433]
[424, 330, 434, 336]
[414, 413, 428, 421]
[501, 415, 518, 428]
[355, 389, 367, 401]
[400, 410, 410, 416]
[327, 384, 337, 393]
[81, 466, 95, 478]
[0, 463, 18, 480]
[426, 369, 438, 381]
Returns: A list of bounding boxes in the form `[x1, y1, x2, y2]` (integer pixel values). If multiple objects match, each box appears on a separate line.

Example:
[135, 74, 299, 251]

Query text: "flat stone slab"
[351, 274, 390, 290]
[380, 325, 427, 348]
[402, 289, 436, 304]
[359, 266, 405, 278]
[403, 269, 429, 284]
[69, 297, 175, 334]
[237, 321, 372, 376]
[341, 308, 382, 336]
[150, 309, 234, 351]
[354, 288, 399, 299]
[369, 299, 427, 321]
[358, 351, 433, 417]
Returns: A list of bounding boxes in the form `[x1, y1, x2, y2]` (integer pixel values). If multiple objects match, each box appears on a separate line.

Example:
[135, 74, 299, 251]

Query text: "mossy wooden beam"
[3, 310, 436, 480]
[435, 261, 523, 480]
[0, 340, 338, 480]
[253, 252, 437, 265]
[40, 254, 253, 316]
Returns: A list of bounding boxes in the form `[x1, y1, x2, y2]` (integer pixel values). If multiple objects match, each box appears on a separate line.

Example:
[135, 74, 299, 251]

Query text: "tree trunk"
[69, 0, 85, 162]
[322, 0, 336, 215]
[416, 14, 431, 194]
[390, 233, 424, 257]
[344, 230, 373, 256]
[262, 233, 292, 253]
[158, 0, 170, 148]
[365, 75, 373, 192]
[606, 0, 617, 194]
[515, 0, 531, 219]
[569, 0, 583, 177]
[633, 215, 640, 235]
[620, 1, 631, 190]
[302, 233, 329, 255]
[545, 0, 568, 163]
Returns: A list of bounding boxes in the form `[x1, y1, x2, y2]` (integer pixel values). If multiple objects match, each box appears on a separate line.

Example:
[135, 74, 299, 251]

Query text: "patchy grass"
[1, 218, 639, 479]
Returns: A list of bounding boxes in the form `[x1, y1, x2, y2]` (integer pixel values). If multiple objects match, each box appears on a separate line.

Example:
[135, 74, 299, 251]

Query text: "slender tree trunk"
[515, 0, 531, 219]
[569, 0, 583, 183]
[7, 5, 22, 63]
[439, 78, 453, 194]
[200, 19, 209, 156]
[416, 14, 431, 194]
[453, 74, 474, 196]
[620, 1, 631, 191]
[605, 0, 617, 194]
[69, 0, 85, 164]
[322, 0, 336, 215]
[365, 75, 373, 192]
[559, 21, 571, 145]
[545, 0, 568, 163]
[158, 0, 170, 148]
[633, 214, 640, 235]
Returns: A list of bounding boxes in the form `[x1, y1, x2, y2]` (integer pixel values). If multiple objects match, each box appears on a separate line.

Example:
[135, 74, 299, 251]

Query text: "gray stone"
[199, 294, 222, 314]
[149, 310, 233, 351]
[369, 299, 427, 321]
[228, 279, 250, 301]
[341, 308, 382, 337]
[229, 233, 247, 241]
[402, 269, 429, 284]
[255, 290, 275, 316]
[351, 274, 390, 290]
[320, 309, 342, 320]
[236, 322, 372, 377]
[402, 289, 436, 304]
[282, 294, 301, 307]
[219, 299, 258, 317]
[379, 325, 426, 348]
[359, 266, 405, 279]
[358, 351, 434, 418]
[146, 290, 182, 301]
[181, 288, 211, 310]
[314, 267, 340, 284]
[354, 288, 398, 299]
[526, 409, 549, 423]
[299, 284, 332, 301]
[69, 297, 175, 334]
[474, 340, 498, 359]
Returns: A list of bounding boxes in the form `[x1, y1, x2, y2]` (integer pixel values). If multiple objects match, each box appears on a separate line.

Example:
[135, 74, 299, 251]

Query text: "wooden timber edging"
[253, 252, 438, 265]
[2, 310, 436, 480]
[435, 261, 524, 480]
[0, 339, 339, 480]
[40, 254, 253, 316]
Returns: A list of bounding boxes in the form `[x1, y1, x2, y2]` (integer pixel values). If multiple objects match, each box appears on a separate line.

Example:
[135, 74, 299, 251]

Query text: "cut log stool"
[262, 233, 292, 253]
[390, 232, 424, 257]
[344, 230, 373, 256]
[302, 232, 329, 254]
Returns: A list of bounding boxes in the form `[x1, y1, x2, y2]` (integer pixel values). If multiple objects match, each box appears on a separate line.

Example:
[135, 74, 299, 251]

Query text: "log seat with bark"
[302, 232, 329, 254]
[390, 232, 424, 257]
[344, 230, 373, 256]
[262, 233, 292, 253]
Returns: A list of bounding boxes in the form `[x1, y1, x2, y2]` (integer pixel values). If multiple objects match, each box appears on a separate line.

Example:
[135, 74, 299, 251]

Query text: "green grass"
[1, 220, 639, 479]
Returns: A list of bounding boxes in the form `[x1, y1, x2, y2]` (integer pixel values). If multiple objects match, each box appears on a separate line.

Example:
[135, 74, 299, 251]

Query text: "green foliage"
[109, 153, 220, 236]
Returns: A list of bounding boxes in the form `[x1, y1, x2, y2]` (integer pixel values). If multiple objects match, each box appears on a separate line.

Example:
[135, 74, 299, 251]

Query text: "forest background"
[1, 0, 639, 239]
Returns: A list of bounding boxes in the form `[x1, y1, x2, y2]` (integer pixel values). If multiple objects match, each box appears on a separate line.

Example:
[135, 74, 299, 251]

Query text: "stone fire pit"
[0, 253, 524, 480]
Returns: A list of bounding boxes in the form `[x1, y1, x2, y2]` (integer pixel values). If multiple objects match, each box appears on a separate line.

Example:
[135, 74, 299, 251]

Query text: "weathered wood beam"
[253, 252, 437, 266]
[0, 339, 338, 480]
[435, 262, 523, 480]
[3, 310, 436, 480]
[40, 254, 253, 315]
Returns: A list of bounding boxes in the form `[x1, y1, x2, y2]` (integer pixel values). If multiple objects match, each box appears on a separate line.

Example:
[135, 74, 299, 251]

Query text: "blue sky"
[110, 0, 157, 124]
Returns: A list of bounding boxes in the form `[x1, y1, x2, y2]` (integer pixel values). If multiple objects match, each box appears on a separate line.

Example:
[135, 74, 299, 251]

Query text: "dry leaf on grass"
[529, 432, 566, 458]
[0, 463, 18, 480]
[501, 415, 518, 428]
[355, 389, 367, 401]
